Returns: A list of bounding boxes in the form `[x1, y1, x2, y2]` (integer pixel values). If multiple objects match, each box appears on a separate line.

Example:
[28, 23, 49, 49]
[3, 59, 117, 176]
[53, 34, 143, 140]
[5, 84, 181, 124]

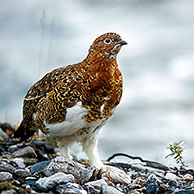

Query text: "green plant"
[44, 135, 58, 148]
[166, 141, 187, 167]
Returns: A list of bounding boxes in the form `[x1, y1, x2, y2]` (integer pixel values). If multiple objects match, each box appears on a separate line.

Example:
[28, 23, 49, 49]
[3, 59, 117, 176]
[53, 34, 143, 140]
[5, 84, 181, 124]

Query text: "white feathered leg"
[82, 131, 103, 169]
[57, 138, 73, 160]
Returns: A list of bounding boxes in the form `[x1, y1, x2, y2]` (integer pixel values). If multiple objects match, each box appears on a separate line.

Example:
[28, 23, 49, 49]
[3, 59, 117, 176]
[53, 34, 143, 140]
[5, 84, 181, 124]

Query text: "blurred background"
[0, 0, 194, 167]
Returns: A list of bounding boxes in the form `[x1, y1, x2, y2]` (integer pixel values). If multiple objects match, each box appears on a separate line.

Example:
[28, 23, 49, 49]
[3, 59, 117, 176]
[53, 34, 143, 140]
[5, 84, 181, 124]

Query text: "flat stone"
[14, 169, 31, 180]
[0, 161, 15, 173]
[0, 171, 13, 181]
[36, 172, 75, 192]
[30, 161, 50, 174]
[101, 165, 131, 185]
[85, 179, 107, 193]
[12, 146, 37, 158]
[146, 179, 159, 194]
[101, 184, 123, 194]
[25, 176, 37, 186]
[182, 173, 193, 181]
[165, 172, 179, 181]
[1, 189, 16, 194]
[56, 183, 87, 194]
[172, 189, 194, 194]
[85, 179, 107, 189]
[12, 158, 25, 168]
[43, 156, 94, 181]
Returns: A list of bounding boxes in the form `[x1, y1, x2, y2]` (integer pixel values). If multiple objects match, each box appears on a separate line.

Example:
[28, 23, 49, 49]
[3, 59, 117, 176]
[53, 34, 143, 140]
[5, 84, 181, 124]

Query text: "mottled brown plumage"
[15, 32, 127, 169]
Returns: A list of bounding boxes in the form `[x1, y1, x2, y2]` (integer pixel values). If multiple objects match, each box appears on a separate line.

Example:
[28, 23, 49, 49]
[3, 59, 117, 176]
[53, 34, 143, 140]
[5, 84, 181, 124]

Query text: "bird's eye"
[104, 38, 112, 44]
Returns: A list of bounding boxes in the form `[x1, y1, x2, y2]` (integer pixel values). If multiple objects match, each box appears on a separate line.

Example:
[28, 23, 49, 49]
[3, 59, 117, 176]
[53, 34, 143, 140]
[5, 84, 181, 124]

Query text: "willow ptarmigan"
[14, 32, 127, 169]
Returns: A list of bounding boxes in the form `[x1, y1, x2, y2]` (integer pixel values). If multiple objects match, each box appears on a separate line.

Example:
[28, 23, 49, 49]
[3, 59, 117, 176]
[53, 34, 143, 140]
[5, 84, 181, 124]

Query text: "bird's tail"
[14, 120, 36, 142]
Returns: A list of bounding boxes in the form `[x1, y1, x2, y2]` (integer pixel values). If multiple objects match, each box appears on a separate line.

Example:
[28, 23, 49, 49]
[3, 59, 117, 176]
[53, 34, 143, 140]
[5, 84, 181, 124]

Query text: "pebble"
[14, 169, 31, 180]
[0, 161, 16, 173]
[56, 183, 87, 194]
[172, 189, 194, 194]
[30, 160, 50, 174]
[101, 165, 131, 184]
[165, 172, 179, 181]
[101, 184, 124, 194]
[35, 172, 75, 192]
[0, 171, 13, 181]
[25, 176, 38, 186]
[146, 179, 159, 194]
[182, 173, 193, 181]
[12, 146, 37, 158]
[12, 158, 25, 168]
[85, 179, 107, 189]
[43, 156, 94, 181]
[1, 190, 17, 194]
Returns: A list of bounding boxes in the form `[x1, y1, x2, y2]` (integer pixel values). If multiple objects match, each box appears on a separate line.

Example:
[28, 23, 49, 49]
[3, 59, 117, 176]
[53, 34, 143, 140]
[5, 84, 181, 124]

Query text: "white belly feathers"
[43, 101, 106, 138]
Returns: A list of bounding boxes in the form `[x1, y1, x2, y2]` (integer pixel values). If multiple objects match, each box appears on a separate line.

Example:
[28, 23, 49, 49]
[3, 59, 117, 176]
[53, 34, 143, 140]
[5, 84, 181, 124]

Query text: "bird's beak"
[119, 40, 128, 46]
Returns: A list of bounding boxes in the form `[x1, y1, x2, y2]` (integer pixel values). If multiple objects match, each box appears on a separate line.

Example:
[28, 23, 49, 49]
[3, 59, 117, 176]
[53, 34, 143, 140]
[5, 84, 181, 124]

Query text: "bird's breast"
[44, 101, 107, 138]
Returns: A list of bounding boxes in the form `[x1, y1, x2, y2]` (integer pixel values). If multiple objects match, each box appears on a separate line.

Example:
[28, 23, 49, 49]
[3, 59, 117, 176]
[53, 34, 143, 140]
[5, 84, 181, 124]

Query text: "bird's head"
[88, 32, 127, 59]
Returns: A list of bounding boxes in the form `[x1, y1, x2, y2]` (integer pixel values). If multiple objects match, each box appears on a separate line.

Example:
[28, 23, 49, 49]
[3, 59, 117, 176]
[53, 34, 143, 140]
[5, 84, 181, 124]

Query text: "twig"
[107, 153, 169, 171]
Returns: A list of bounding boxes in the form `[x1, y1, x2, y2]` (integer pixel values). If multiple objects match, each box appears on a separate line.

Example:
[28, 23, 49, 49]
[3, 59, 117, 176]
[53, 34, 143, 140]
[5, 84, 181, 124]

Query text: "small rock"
[36, 172, 75, 192]
[25, 176, 37, 186]
[56, 183, 87, 194]
[0, 128, 9, 142]
[165, 172, 178, 181]
[172, 189, 194, 194]
[85, 179, 107, 189]
[182, 173, 193, 181]
[146, 179, 159, 194]
[12, 158, 25, 168]
[0, 171, 13, 181]
[0, 161, 15, 173]
[12, 146, 37, 158]
[30, 161, 50, 174]
[32, 140, 46, 146]
[23, 158, 39, 166]
[101, 184, 123, 194]
[168, 180, 177, 187]
[14, 169, 31, 180]
[43, 156, 94, 181]
[1, 189, 16, 194]
[101, 165, 131, 185]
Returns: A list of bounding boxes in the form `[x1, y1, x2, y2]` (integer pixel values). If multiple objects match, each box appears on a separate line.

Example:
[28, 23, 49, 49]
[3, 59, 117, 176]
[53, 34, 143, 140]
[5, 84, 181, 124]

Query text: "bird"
[14, 32, 127, 169]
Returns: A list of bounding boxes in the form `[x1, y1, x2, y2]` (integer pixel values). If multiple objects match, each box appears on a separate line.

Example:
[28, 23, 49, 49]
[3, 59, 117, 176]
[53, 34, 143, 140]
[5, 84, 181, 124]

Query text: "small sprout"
[166, 141, 187, 167]
[44, 135, 58, 148]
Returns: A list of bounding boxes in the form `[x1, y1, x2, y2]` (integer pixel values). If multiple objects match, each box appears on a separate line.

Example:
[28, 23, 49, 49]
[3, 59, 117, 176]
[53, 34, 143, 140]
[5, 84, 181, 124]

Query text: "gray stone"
[30, 161, 50, 174]
[172, 189, 194, 194]
[0, 161, 15, 173]
[56, 183, 87, 194]
[0, 171, 13, 181]
[165, 172, 179, 181]
[101, 165, 131, 185]
[12, 158, 25, 168]
[43, 156, 94, 181]
[1, 189, 16, 194]
[25, 176, 37, 186]
[0, 128, 9, 142]
[14, 169, 31, 180]
[12, 146, 37, 158]
[146, 179, 159, 194]
[101, 184, 123, 194]
[85, 179, 107, 189]
[36, 172, 75, 192]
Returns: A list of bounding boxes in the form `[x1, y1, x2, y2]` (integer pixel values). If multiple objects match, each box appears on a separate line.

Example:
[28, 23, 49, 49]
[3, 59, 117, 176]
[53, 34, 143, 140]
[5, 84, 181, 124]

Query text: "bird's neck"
[85, 52, 118, 69]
